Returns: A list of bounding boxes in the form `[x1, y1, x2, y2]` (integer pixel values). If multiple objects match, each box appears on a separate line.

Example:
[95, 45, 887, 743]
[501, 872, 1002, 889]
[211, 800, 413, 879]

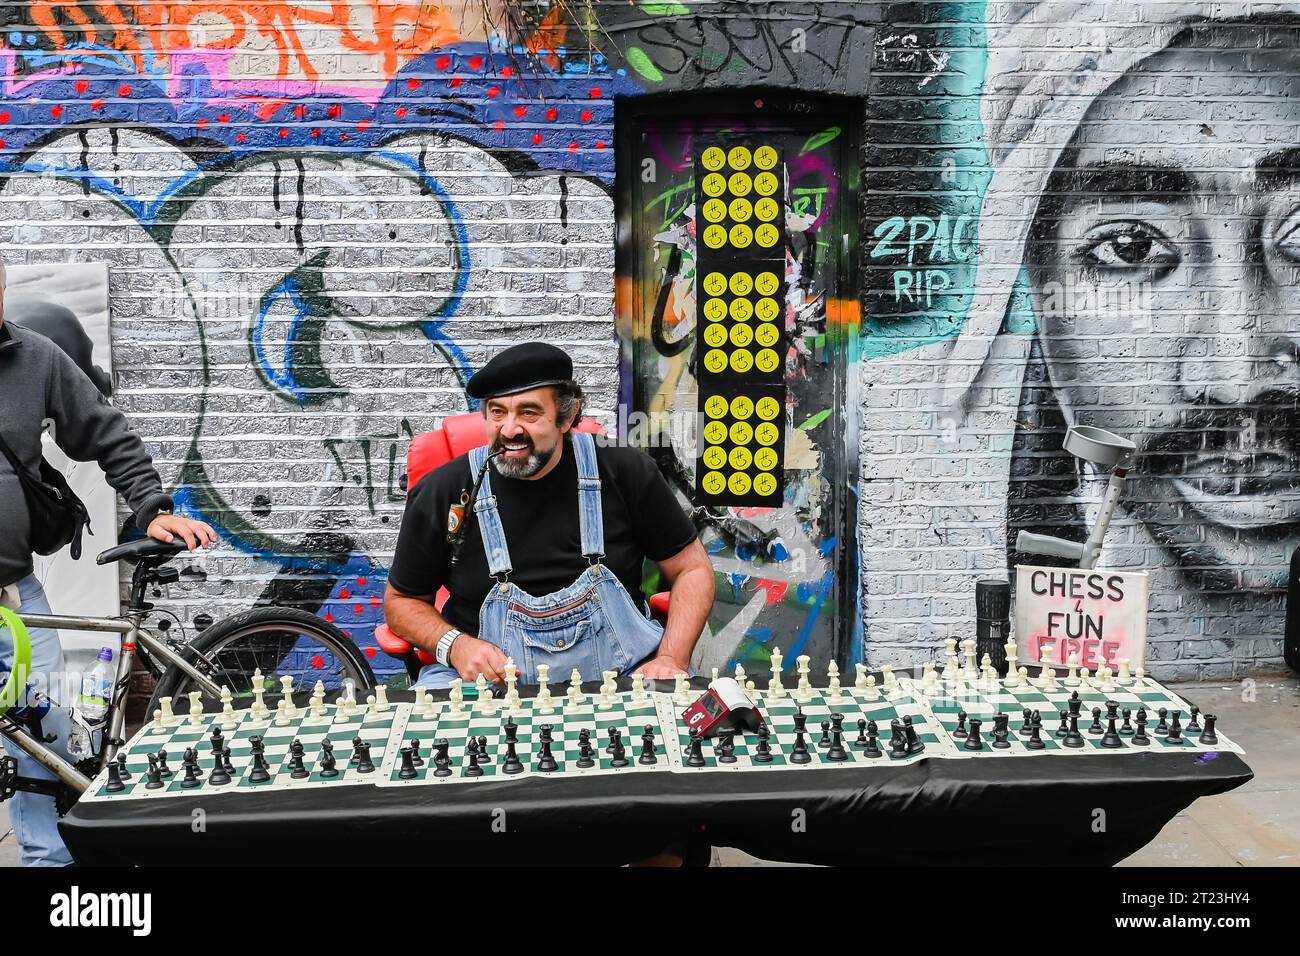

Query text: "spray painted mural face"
[1028, 42, 1300, 591]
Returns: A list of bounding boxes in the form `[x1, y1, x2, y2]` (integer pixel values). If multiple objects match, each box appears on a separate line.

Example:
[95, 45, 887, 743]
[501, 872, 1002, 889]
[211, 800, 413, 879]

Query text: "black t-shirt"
[388, 434, 697, 634]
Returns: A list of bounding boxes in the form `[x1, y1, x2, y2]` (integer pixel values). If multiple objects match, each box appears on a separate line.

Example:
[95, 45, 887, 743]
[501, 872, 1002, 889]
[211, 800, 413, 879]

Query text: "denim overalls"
[412, 431, 665, 689]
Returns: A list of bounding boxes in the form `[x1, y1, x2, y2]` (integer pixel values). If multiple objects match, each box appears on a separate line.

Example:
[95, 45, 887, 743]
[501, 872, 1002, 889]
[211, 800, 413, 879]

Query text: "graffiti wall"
[0, 0, 1292, 681]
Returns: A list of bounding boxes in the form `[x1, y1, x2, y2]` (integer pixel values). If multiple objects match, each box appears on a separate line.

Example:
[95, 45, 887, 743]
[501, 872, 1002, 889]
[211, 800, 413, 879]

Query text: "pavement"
[3, 676, 1296, 867]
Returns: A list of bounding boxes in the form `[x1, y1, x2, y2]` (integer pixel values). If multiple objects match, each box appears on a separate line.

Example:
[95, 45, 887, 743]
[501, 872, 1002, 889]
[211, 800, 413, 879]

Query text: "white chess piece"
[252, 668, 267, 718]
[768, 647, 785, 698]
[1017, 665, 1029, 687]
[1096, 666, 1117, 694]
[1003, 638, 1020, 688]
[1063, 653, 1081, 687]
[536, 664, 554, 714]
[187, 691, 204, 727]
[862, 674, 880, 702]
[855, 662, 868, 689]
[566, 669, 584, 710]
[1035, 642, 1057, 688]
[631, 672, 646, 703]
[1080, 666, 1091, 685]
[881, 665, 901, 699]
[1116, 658, 1134, 685]
[673, 673, 691, 705]
[1133, 666, 1146, 687]
[961, 639, 979, 682]
[365, 693, 379, 718]
[921, 661, 941, 696]
[598, 670, 617, 711]
[734, 663, 746, 688]
[159, 695, 175, 727]
[710, 667, 719, 684]
[151, 707, 165, 733]
[826, 661, 841, 698]
[795, 655, 812, 702]
[475, 673, 490, 711]
[943, 638, 961, 685]
[310, 680, 327, 718]
[375, 685, 390, 713]
[503, 658, 522, 714]
[275, 696, 291, 726]
[220, 686, 238, 730]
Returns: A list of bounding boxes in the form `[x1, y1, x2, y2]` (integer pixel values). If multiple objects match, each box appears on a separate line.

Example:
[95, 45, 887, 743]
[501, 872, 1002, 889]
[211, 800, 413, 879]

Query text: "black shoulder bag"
[0, 431, 92, 559]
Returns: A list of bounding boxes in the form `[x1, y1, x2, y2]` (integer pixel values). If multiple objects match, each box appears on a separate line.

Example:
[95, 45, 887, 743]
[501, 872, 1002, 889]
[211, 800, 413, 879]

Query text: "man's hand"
[146, 513, 218, 551]
[635, 655, 690, 680]
[448, 635, 508, 684]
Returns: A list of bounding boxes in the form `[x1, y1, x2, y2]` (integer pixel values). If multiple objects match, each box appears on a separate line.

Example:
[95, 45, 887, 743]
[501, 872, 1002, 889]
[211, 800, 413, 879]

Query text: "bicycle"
[0, 536, 375, 810]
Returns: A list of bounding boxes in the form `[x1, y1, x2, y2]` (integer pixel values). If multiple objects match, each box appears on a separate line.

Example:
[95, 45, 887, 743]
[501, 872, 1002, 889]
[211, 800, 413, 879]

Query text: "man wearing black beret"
[385, 342, 715, 688]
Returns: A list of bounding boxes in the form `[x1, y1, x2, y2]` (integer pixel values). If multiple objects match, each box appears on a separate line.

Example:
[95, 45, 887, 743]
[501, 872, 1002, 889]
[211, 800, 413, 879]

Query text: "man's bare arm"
[636, 538, 715, 678]
[382, 583, 507, 683]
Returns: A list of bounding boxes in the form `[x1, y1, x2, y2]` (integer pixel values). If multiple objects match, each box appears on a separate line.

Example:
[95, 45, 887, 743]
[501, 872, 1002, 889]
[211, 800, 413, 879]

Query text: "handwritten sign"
[1014, 565, 1149, 671]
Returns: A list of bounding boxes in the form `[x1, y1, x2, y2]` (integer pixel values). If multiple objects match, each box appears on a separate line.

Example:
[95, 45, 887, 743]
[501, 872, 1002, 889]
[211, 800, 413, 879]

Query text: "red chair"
[375, 413, 670, 679]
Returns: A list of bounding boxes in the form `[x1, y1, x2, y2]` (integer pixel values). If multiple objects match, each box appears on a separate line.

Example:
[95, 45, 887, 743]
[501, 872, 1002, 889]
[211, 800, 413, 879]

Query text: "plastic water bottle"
[69, 647, 114, 758]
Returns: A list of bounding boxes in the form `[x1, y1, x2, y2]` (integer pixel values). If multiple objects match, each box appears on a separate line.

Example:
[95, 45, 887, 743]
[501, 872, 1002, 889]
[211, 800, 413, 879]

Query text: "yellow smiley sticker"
[729, 349, 754, 374]
[728, 197, 753, 223]
[703, 421, 728, 445]
[728, 271, 753, 297]
[703, 297, 728, 323]
[702, 446, 727, 470]
[729, 395, 754, 419]
[753, 473, 778, 497]
[755, 447, 779, 471]
[755, 171, 779, 196]
[703, 348, 728, 374]
[704, 394, 729, 419]
[755, 297, 782, 322]
[703, 272, 728, 297]
[755, 197, 780, 222]
[753, 145, 779, 170]
[755, 348, 781, 373]
[755, 271, 780, 296]
[729, 324, 754, 348]
[756, 422, 780, 446]
[702, 224, 728, 249]
[702, 198, 728, 223]
[729, 297, 754, 322]
[704, 324, 728, 347]
[728, 172, 753, 197]
[728, 446, 753, 471]
[702, 173, 727, 198]
[729, 421, 754, 445]
[755, 323, 780, 348]
[728, 223, 753, 248]
[755, 223, 780, 248]
[756, 396, 781, 421]
[701, 146, 726, 171]
[727, 145, 752, 171]
[727, 472, 752, 496]
[702, 471, 726, 496]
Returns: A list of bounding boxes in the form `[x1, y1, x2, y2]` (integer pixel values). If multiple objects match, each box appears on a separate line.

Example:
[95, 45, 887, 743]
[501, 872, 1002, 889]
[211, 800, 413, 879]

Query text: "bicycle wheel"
[147, 606, 376, 715]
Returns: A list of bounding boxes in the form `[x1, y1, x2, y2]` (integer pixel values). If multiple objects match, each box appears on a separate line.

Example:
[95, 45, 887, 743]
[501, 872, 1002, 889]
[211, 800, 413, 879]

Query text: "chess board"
[905, 676, 1242, 757]
[79, 673, 1242, 802]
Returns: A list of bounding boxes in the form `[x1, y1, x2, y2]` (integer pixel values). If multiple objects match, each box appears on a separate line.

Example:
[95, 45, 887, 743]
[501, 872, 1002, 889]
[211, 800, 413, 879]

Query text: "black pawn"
[854, 718, 869, 748]
[1063, 713, 1085, 748]
[684, 728, 705, 768]
[818, 720, 832, 748]
[355, 740, 375, 774]
[576, 729, 596, 768]
[1120, 708, 1134, 735]
[717, 731, 737, 764]
[610, 732, 629, 768]
[754, 724, 773, 763]
[144, 754, 163, 789]
[115, 752, 132, 781]
[1188, 706, 1203, 733]
[888, 719, 909, 759]
[1154, 707, 1170, 735]
[1025, 719, 1045, 750]
[408, 739, 424, 767]
[464, 739, 484, 777]
[221, 746, 235, 777]
[537, 726, 558, 772]
[864, 720, 882, 758]
[992, 713, 1011, 749]
[1101, 713, 1123, 749]
[638, 725, 657, 765]
[349, 735, 364, 765]
[105, 759, 126, 793]
[605, 727, 619, 754]
[156, 748, 173, 778]
[288, 739, 309, 779]
[1089, 707, 1104, 735]
[1132, 712, 1150, 746]
[180, 758, 202, 789]
[952, 710, 968, 739]
[1055, 709, 1070, 738]
[319, 739, 339, 778]
[1199, 714, 1219, 746]
[432, 739, 452, 777]
[964, 717, 984, 751]
[904, 717, 925, 755]
[1167, 711, 1183, 743]
[398, 746, 418, 779]
[1019, 708, 1034, 737]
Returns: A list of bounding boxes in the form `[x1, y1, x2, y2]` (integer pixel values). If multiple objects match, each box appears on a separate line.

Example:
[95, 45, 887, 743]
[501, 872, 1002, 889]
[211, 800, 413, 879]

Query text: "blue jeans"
[0, 574, 75, 866]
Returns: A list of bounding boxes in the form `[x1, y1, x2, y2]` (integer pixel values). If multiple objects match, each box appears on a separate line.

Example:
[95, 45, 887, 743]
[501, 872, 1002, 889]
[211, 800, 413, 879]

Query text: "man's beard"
[490, 434, 558, 478]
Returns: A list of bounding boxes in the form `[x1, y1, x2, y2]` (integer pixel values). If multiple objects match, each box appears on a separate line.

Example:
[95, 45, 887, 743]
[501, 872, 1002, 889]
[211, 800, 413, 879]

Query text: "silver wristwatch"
[435, 628, 463, 666]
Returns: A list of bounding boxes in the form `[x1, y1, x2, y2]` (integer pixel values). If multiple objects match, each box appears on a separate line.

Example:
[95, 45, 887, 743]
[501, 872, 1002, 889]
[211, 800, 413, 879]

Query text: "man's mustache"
[491, 435, 535, 454]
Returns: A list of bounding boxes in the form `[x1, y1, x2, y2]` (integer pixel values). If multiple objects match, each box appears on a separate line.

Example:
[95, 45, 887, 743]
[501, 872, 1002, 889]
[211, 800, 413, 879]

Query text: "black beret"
[466, 342, 573, 400]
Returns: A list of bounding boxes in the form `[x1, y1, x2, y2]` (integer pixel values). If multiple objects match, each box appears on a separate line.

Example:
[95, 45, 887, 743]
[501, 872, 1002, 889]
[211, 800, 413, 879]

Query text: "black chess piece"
[606, 727, 619, 754]
[464, 739, 484, 777]
[156, 748, 173, 778]
[952, 710, 969, 739]
[1055, 709, 1070, 738]
[1188, 706, 1203, 733]
[408, 739, 424, 767]
[1068, 691, 1082, 717]
[1025, 719, 1045, 750]
[349, 735, 364, 765]
[1101, 713, 1123, 749]
[717, 731, 737, 763]
[180, 755, 202, 789]
[817, 720, 832, 748]
[1132, 711, 1150, 746]
[610, 732, 629, 768]
[1199, 714, 1219, 746]
[537, 725, 559, 772]
[398, 747, 418, 779]
[864, 720, 882, 758]
[638, 725, 657, 765]
[115, 752, 132, 781]
[888, 719, 909, 759]
[792, 709, 807, 735]
[1120, 708, 1134, 735]
[992, 713, 1011, 749]
[209, 727, 225, 757]
[432, 739, 452, 777]
[248, 749, 271, 783]
[502, 737, 524, 774]
[826, 727, 848, 761]
[1106, 700, 1120, 722]
[1063, 713, 1084, 748]
[105, 759, 126, 793]
[208, 751, 232, 786]
[1089, 707, 1104, 735]
[1019, 708, 1034, 737]
[221, 746, 235, 777]
[355, 740, 375, 773]
[1167, 711, 1183, 743]
[791, 724, 812, 764]
[684, 727, 706, 768]
[144, 754, 163, 789]
[854, 718, 869, 749]
[754, 724, 773, 763]
[318, 739, 339, 778]
[1154, 707, 1170, 735]
[503, 718, 519, 745]
[904, 716, 925, 755]
[964, 717, 984, 751]
[288, 738, 309, 779]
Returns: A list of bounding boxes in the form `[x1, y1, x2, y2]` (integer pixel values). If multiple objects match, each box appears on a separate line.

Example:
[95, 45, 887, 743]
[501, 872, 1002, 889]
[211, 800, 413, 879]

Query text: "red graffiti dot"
[49, 105, 62, 118]
[406, 77, 420, 89]
[357, 119, 370, 131]
[236, 133, 246, 142]
[532, 132, 543, 145]
[370, 596, 380, 608]
[494, 120, 505, 131]
[356, 577, 367, 587]
[323, 612, 334, 622]
[339, 133, 349, 141]
[310, 128, 321, 138]
[278, 127, 289, 138]
[469, 55, 483, 70]
[364, 646, 375, 658]
[588, 87, 601, 98]
[449, 77, 462, 89]
[595, 141, 606, 150]
[580, 110, 592, 123]
[546, 108, 558, 121]
[435, 55, 450, 71]
[294, 104, 306, 118]
[118, 84, 131, 97]
[567, 141, 579, 151]
[487, 86, 500, 98]
[353, 604, 363, 615]
[513, 105, 527, 118]
[0, 139, 6, 149]
[218, 113, 229, 123]
[0, 112, 9, 124]
[395, 106, 408, 119]
[340, 588, 351, 600]
[311, 655, 324, 669]
[74, 79, 88, 94]
[90, 99, 103, 111]
[327, 103, 341, 118]
[197, 117, 208, 129]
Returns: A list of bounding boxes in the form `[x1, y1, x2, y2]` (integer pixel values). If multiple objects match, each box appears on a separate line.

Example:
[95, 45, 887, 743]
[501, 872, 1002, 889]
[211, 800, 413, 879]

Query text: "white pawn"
[1096, 666, 1117, 695]
[310, 680, 327, 718]
[151, 706, 166, 733]
[826, 661, 842, 698]
[1080, 666, 1091, 685]
[536, 664, 554, 714]
[855, 662, 868, 689]
[274, 696, 291, 726]
[1116, 658, 1134, 685]
[220, 686, 239, 730]
[365, 693, 379, 719]
[375, 684, 390, 713]
[159, 695, 176, 727]
[1063, 653, 1082, 687]
[795, 655, 813, 702]
[279, 675, 297, 717]
[1134, 666, 1146, 688]
[961, 639, 979, 682]
[566, 669, 584, 710]
[943, 638, 961, 685]
[920, 661, 941, 696]
[1002, 638, 1020, 688]
[187, 690, 204, 727]
[1017, 665, 1029, 687]
[711, 667, 719, 684]
[1035, 642, 1056, 689]
[673, 673, 691, 705]
[479, 675, 498, 716]
[862, 674, 880, 702]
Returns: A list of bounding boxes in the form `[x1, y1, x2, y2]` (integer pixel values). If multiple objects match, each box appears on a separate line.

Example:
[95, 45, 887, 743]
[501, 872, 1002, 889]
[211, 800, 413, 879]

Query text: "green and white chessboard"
[80, 674, 1241, 801]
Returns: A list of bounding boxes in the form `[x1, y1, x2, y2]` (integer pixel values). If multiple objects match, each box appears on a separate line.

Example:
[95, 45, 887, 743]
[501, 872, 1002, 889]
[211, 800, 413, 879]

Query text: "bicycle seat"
[96, 538, 189, 565]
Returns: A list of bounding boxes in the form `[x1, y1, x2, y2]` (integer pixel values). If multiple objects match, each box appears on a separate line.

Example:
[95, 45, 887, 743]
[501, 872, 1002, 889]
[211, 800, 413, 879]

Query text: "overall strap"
[468, 445, 513, 578]
[571, 431, 605, 562]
